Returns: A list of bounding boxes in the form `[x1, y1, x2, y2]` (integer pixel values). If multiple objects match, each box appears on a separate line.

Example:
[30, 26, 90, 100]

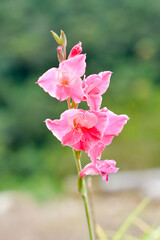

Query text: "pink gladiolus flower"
[68, 42, 82, 58]
[82, 71, 112, 111]
[79, 160, 119, 181]
[45, 108, 108, 152]
[36, 54, 86, 103]
[88, 108, 129, 162]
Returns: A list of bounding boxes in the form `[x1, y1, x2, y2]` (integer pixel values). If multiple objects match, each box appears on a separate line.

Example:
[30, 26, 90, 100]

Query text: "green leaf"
[113, 198, 150, 240]
[96, 224, 108, 240]
[145, 227, 160, 240]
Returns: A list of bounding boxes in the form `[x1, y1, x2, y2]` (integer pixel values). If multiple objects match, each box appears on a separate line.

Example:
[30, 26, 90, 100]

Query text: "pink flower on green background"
[82, 71, 112, 111]
[79, 160, 118, 181]
[36, 54, 86, 103]
[88, 108, 129, 162]
[45, 108, 108, 152]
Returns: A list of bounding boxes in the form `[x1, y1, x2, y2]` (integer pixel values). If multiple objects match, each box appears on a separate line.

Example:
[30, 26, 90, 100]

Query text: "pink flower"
[36, 54, 86, 103]
[79, 160, 118, 181]
[68, 42, 82, 58]
[45, 108, 108, 152]
[82, 71, 112, 111]
[88, 108, 129, 162]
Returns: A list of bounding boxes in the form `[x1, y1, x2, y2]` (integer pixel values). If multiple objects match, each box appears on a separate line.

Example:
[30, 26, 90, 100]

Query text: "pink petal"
[97, 71, 112, 95]
[101, 135, 114, 146]
[88, 142, 105, 162]
[87, 95, 102, 111]
[36, 68, 57, 97]
[99, 160, 118, 174]
[62, 129, 82, 146]
[102, 110, 129, 145]
[70, 77, 84, 103]
[81, 127, 101, 152]
[68, 124, 102, 152]
[79, 111, 98, 129]
[90, 108, 108, 136]
[80, 160, 118, 182]
[45, 118, 69, 141]
[55, 84, 71, 101]
[79, 163, 100, 178]
[59, 54, 86, 78]
[102, 174, 109, 181]
[82, 72, 111, 110]
[64, 110, 98, 129]
[71, 140, 85, 151]
[83, 74, 101, 93]
[65, 110, 83, 128]
[69, 126, 101, 152]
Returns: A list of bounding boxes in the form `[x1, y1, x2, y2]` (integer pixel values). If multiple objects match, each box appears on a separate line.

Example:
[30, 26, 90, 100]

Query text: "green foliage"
[113, 198, 150, 240]
[0, 0, 160, 191]
[96, 199, 160, 240]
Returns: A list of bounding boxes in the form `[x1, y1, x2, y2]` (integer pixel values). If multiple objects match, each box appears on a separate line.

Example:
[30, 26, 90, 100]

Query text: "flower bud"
[50, 30, 61, 44]
[57, 46, 64, 62]
[68, 42, 82, 58]
[59, 30, 67, 47]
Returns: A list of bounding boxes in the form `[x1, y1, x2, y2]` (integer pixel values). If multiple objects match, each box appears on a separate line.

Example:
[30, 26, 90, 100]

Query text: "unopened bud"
[50, 30, 61, 45]
[57, 46, 62, 53]
[57, 46, 64, 63]
[68, 42, 82, 58]
[59, 30, 67, 47]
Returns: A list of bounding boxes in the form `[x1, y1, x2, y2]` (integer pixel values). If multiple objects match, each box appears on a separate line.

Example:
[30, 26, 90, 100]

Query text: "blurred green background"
[0, 0, 160, 198]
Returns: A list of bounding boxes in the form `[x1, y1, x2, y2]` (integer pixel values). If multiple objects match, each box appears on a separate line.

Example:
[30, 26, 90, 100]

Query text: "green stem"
[73, 149, 96, 240]
[63, 45, 66, 60]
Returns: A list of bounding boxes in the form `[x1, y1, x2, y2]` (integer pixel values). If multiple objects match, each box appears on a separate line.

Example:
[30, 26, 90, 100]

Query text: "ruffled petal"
[45, 118, 69, 141]
[97, 71, 112, 95]
[79, 111, 98, 129]
[106, 110, 129, 135]
[80, 160, 118, 182]
[81, 127, 101, 150]
[82, 72, 111, 110]
[90, 108, 108, 136]
[79, 163, 100, 178]
[62, 129, 82, 146]
[83, 74, 101, 94]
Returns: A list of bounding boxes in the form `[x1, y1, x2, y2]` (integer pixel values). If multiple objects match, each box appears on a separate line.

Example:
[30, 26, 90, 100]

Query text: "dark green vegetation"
[0, 0, 160, 196]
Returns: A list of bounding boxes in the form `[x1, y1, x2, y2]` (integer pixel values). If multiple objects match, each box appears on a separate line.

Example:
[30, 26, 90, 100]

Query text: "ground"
[0, 188, 160, 240]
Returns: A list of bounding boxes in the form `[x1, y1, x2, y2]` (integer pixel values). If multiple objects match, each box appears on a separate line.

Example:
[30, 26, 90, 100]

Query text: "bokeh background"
[0, 0, 160, 199]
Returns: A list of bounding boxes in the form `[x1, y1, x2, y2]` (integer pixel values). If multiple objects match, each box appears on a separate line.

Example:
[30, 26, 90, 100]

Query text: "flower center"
[73, 119, 81, 129]
[58, 71, 70, 86]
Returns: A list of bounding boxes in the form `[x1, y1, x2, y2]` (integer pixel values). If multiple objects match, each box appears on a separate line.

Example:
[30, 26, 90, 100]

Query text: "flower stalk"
[73, 149, 96, 240]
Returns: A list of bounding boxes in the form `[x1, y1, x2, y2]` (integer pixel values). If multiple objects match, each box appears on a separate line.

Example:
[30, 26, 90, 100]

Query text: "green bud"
[60, 30, 67, 47]
[50, 30, 61, 45]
